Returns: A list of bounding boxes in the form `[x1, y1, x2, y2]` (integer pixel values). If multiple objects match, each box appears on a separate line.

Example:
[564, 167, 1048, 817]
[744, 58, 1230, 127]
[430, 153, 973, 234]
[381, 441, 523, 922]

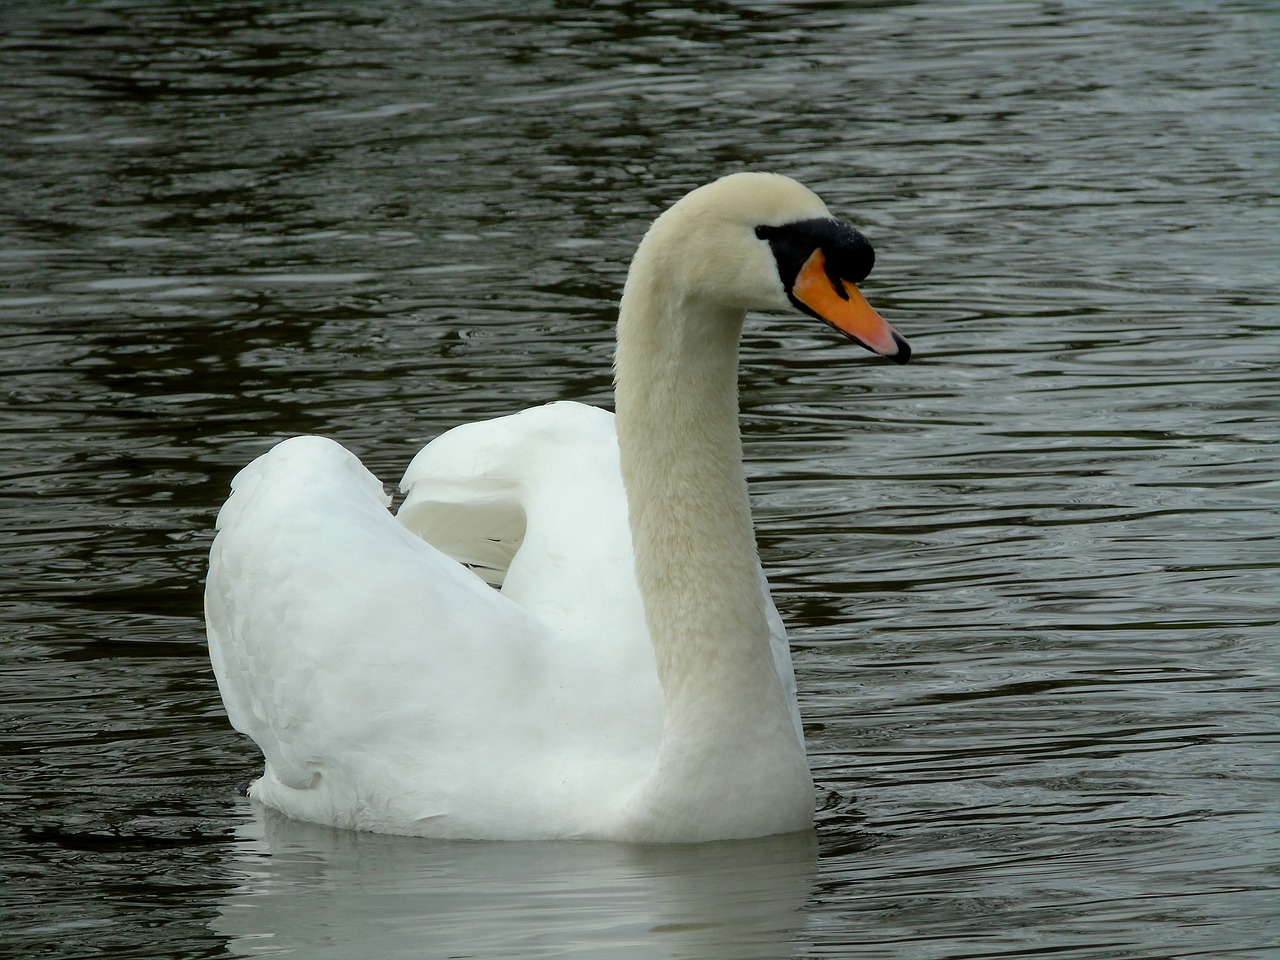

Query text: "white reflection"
[214, 807, 818, 959]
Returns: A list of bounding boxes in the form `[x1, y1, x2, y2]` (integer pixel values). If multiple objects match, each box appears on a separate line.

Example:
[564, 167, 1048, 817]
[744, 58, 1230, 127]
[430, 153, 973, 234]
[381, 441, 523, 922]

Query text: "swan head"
[627, 172, 910, 363]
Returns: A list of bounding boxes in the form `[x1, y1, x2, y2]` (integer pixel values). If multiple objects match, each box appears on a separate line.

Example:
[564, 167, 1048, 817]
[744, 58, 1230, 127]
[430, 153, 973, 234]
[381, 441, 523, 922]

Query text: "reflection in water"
[216, 809, 818, 959]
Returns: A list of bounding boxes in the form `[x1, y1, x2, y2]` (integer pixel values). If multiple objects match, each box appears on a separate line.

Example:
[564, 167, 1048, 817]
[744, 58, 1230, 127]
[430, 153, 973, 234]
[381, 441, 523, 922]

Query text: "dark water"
[1, 1, 1276, 957]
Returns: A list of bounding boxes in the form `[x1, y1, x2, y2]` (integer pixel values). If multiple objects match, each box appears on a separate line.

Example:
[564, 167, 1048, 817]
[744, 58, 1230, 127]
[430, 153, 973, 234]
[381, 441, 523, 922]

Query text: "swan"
[205, 172, 911, 843]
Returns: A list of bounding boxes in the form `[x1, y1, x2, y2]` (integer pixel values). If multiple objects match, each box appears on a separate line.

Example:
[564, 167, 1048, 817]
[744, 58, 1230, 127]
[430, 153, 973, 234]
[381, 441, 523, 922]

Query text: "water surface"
[1, 2, 1276, 958]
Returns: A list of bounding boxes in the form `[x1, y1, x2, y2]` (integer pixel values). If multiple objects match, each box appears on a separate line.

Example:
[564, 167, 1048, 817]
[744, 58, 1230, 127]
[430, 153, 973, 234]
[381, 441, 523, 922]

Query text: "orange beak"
[792, 249, 910, 363]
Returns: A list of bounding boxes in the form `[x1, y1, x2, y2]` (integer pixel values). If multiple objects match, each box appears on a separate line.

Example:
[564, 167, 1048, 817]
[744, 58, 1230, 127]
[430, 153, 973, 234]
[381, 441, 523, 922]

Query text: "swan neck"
[614, 276, 780, 723]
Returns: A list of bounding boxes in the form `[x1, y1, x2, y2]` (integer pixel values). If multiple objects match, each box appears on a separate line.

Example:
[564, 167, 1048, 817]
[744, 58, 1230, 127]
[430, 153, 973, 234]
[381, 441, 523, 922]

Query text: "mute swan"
[206, 172, 910, 843]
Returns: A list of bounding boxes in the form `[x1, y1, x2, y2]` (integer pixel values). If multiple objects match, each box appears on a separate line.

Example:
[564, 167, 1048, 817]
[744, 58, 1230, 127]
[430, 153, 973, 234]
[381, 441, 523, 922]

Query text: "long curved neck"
[609, 217, 814, 840]
[613, 262, 786, 736]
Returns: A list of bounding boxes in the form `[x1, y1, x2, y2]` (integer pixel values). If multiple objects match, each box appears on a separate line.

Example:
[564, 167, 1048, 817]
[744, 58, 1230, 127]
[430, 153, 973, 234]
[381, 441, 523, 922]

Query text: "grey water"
[1, 2, 1276, 958]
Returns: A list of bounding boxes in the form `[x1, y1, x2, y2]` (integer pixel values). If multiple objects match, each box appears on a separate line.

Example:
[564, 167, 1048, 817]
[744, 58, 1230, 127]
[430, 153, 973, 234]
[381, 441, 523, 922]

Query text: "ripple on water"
[0, 1, 1276, 958]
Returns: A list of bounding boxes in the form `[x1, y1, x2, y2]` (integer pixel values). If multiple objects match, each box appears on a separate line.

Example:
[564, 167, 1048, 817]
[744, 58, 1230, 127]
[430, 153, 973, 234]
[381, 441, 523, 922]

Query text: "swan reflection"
[214, 807, 818, 958]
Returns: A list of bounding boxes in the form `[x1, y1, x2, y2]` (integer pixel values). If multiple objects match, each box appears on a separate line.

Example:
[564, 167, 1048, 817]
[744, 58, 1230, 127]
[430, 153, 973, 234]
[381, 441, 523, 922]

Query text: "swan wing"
[399, 401, 802, 743]
[206, 436, 601, 834]
[206, 407, 802, 836]
[398, 403, 651, 653]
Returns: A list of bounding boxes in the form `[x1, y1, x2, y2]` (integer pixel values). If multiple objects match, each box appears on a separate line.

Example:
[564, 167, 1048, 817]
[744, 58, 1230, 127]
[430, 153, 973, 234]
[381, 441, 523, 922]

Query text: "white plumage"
[206, 173, 908, 842]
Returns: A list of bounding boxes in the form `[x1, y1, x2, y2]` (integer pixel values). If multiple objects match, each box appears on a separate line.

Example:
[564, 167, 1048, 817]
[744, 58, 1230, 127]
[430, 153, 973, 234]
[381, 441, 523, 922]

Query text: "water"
[1, 1, 1276, 957]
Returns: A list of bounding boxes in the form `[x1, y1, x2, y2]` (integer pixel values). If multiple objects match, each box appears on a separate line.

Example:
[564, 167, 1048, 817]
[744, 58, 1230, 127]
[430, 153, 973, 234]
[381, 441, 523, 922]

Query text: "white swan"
[206, 172, 910, 843]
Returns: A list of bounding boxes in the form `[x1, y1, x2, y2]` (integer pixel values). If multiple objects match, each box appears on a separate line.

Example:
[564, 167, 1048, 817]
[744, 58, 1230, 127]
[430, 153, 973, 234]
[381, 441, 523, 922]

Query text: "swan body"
[206, 172, 910, 842]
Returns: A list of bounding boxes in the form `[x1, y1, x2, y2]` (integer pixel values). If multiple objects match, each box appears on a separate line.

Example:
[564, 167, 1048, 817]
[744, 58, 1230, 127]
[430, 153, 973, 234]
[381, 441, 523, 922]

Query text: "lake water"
[1, 1, 1276, 957]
